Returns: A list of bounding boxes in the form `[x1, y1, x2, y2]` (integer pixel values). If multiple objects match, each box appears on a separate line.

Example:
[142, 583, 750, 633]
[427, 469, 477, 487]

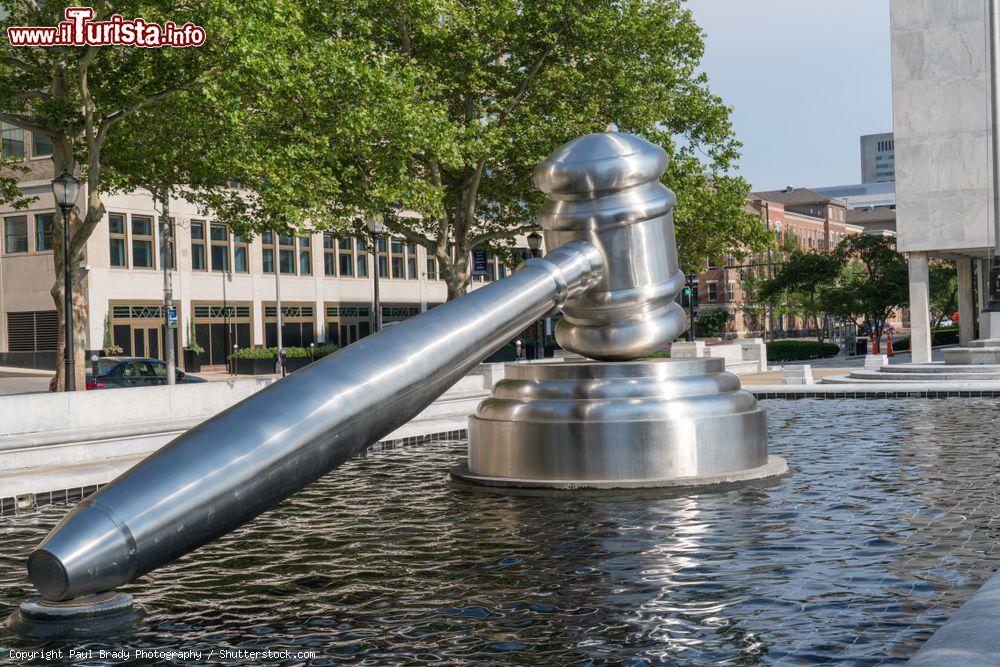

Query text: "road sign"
[167, 306, 178, 329]
[683, 288, 693, 296]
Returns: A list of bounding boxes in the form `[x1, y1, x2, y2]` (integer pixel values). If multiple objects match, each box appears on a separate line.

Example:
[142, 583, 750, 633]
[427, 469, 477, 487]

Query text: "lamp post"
[52, 170, 80, 391]
[527, 232, 544, 358]
[367, 215, 387, 333]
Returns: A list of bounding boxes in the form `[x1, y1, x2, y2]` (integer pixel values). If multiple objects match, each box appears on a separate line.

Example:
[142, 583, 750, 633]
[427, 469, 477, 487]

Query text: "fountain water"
[10, 132, 785, 635]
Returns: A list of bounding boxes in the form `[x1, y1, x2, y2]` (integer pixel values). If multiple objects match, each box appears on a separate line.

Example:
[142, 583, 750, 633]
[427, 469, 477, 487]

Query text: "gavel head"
[534, 132, 687, 361]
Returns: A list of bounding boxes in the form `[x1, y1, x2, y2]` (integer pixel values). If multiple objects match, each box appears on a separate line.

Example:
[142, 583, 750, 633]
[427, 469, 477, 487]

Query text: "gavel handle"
[28, 242, 604, 601]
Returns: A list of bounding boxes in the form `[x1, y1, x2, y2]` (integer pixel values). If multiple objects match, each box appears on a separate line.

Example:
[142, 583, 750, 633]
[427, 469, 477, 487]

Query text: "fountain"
[9, 131, 785, 635]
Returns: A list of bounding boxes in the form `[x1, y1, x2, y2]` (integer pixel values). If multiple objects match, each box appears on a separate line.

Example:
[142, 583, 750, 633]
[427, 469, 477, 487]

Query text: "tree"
[0, 0, 283, 389]
[929, 261, 958, 328]
[760, 250, 843, 341]
[824, 235, 908, 353]
[695, 308, 729, 338]
[278, 0, 768, 300]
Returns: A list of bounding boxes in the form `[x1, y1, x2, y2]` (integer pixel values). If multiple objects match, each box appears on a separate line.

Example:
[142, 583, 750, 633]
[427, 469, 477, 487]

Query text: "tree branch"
[0, 111, 54, 136]
[98, 72, 212, 138]
[470, 223, 540, 248]
[2, 54, 42, 75]
[383, 216, 434, 248]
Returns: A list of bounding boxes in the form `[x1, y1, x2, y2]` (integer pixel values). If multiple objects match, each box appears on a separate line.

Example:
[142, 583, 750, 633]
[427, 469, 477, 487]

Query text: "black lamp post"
[52, 170, 80, 391]
[367, 215, 387, 333]
[526, 232, 544, 358]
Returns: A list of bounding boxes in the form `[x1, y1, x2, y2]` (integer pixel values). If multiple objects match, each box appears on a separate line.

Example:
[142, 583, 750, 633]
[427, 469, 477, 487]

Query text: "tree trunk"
[50, 231, 88, 392]
[439, 245, 471, 301]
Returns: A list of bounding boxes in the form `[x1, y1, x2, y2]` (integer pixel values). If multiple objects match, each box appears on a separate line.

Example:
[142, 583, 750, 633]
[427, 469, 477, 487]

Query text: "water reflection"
[1, 399, 999, 664]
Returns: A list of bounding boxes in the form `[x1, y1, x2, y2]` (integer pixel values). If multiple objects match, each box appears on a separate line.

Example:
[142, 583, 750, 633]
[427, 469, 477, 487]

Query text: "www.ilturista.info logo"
[6, 7, 205, 48]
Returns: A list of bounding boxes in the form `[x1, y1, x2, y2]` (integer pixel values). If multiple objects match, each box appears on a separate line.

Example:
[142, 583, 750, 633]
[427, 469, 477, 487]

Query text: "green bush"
[646, 350, 671, 359]
[231, 345, 338, 360]
[891, 327, 959, 351]
[767, 340, 840, 362]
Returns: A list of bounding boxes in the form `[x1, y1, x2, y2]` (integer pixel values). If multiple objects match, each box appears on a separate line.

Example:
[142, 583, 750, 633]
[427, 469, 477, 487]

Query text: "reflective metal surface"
[27, 243, 604, 601]
[534, 133, 686, 361]
[458, 358, 780, 488]
[26, 131, 766, 604]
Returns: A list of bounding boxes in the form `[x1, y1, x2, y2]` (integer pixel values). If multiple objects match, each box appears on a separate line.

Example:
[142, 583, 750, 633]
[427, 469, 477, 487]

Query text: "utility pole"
[160, 189, 175, 385]
[274, 230, 284, 375]
[764, 202, 775, 340]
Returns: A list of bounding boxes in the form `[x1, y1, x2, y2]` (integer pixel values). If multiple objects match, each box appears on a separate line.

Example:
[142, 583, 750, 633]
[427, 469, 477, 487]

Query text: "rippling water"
[2, 398, 1000, 664]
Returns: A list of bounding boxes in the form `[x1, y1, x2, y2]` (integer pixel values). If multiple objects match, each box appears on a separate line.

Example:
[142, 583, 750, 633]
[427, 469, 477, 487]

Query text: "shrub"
[647, 350, 671, 359]
[767, 340, 839, 362]
[231, 345, 338, 360]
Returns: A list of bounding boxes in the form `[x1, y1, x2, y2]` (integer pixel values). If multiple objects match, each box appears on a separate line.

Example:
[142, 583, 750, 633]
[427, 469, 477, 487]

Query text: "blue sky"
[686, 0, 892, 191]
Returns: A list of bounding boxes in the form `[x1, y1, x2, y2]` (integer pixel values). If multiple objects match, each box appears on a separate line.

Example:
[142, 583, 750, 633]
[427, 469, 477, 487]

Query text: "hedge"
[767, 340, 840, 362]
[891, 327, 959, 351]
[231, 345, 338, 360]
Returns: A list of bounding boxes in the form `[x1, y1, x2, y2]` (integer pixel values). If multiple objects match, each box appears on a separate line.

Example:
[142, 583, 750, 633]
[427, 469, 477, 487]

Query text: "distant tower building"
[860, 132, 895, 183]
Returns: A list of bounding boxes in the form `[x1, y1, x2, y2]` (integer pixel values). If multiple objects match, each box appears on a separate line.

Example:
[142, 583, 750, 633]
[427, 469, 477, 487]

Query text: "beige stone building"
[0, 125, 513, 369]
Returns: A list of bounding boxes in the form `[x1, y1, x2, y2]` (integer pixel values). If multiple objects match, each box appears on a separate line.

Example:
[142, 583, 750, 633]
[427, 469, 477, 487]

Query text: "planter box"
[484, 347, 517, 363]
[283, 357, 310, 373]
[235, 358, 279, 375]
[183, 350, 203, 373]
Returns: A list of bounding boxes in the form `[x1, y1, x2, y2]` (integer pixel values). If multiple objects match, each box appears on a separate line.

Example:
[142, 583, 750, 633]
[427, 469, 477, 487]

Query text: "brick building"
[689, 188, 864, 339]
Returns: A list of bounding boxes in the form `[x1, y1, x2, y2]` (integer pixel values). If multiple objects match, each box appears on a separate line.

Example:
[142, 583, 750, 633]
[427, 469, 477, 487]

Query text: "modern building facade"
[0, 130, 516, 369]
[861, 132, 896, 183]
[890, 0, 995, 357]
[813, 182, 896, 210]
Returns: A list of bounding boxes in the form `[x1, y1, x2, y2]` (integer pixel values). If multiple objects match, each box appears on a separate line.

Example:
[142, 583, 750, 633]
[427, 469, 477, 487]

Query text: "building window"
[131, 215, 154, 268]
[279, 233, 295, 274]
[35, 213, 54, 251]
[406, 243, 418, 280]
[262, 230, 274, 273]
[726, 281, 735, 302]
[390, 238, 404, 278]
[356, 239, 368, 277]
[323, 233, 336, 275]
[109, 213, 127, 266]
[426, 257, 438, 280]
[298, 236, 312, 275]
[706, 282, 718, 302]
[210, 223, 229, 272]
[1, 123, 23, 159]
[234, 232, 248, 272]
[31, 132, 53, 158]
[191, 220, 206, 271]
[377, 237, 389, 278]
[4, 215, 27, 253]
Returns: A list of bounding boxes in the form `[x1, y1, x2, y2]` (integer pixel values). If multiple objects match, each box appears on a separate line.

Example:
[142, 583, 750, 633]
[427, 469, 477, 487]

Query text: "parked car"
[939, 317, 955, 327]
[48, 357, 206, 391]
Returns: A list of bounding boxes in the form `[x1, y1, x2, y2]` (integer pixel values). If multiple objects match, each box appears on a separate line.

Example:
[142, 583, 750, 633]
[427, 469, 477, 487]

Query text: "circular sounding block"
[7, 592, 142, 638]
[453, 358, 787, 490]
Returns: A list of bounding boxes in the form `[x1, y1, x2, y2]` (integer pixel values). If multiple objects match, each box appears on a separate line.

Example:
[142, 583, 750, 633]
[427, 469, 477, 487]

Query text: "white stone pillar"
[907, 252, 932, 363]
[958, 258, 975, 346]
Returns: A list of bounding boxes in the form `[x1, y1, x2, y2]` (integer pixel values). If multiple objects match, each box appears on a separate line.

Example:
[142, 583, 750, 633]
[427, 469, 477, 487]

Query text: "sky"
[686, 0, 892, 192]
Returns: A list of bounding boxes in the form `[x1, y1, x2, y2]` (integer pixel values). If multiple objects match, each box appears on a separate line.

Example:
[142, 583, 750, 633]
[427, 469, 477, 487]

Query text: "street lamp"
[527, 231, 542, 256]
[52, 170, 80, 391]
[367, 215, 388, 333]
[526, 231, 544, 358]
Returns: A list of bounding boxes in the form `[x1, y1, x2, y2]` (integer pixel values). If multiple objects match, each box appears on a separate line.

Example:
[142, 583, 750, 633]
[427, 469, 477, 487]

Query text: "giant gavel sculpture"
[18, 133, 784, 630]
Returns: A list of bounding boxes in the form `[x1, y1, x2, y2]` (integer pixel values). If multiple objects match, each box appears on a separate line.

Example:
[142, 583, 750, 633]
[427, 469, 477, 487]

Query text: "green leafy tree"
[285, 0, 768, 299]
[929, 261, 958, 328]
[0, 0, 286, 389]
[824, 235, 908, 353]
[694, 308, 729, 338]
[760, 250, 843, 341]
